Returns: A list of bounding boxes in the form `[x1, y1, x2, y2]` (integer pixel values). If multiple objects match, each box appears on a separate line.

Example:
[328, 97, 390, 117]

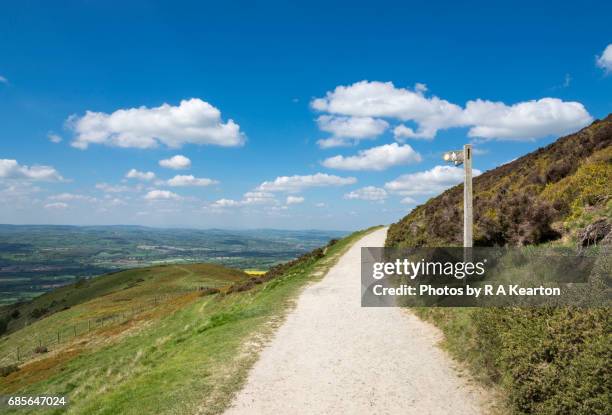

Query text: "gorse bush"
[472, 308, 611, 415]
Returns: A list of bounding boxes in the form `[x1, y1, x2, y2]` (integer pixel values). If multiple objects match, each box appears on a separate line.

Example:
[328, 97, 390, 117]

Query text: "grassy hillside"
[0, 227, 378, 414]
[0, 264, 249, 337]
[387, 114, 612, 248]
[385, 116, 611, 414]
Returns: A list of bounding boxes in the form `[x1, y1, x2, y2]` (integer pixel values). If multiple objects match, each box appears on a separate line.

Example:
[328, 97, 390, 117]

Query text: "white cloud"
[144, 190, 182, 200]
[322, 143, 421, 171]
[209, 191, 277, 209]
[44, 202, 69, 209]
[0, 75, 7, 84]
[316, 115, 389, 148]
[0, 159, 64, 181]
[167, 175, 217, 187]
[159, 155, 191, 169]
[462, 98, 593, 140]
[48, 193, 97, 203]
[69, 98, 245, 150]
[596, 44, 612, 74]
[256, 173, 356, 193]
[344, 186, 388, 201]
[393, 124, 432, 140]
[125, 169, 156, 181]
[400, 196, 417, 205]
[242, 191, 276, 205]
[48, 133, 62, 143]
[210, 198, 242, 208]
[313, 80, 593, 141]
[286, 196, 305, 205]
[315, 202, 327, 208]
[385, 165, 482, 197]
[95, 183, 131, 193]
[312, 81, 463, 139]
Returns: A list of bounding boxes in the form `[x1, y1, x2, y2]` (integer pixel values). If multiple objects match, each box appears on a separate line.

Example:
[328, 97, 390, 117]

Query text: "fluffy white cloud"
[322, 143, 421, 171]
[144, 190, 182, 200]
[312, 81, 463, 139]
[596, 44, 612, 73]
[0, 159, 64, 181]
[125, 169, 156, 181]
[286, 196, 305, 205]
[313, 80, 593, 141]
[159, 155, 191, 169]
[385, 165, 482, 197]
[48, 133, 62, 143]
[256, 173, 356, 193]
[316, 115, 389, 148]
[167, 175, 217, 187]
[462, 98, 593, 140]
[69, 98, 245, 149]
[44, 202, 68, 209]
[344, 186, 388, 201]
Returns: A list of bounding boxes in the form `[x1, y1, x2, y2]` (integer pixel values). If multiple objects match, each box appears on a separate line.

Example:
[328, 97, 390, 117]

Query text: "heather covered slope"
[385, 117, 612, 414]
[386, 114, 612, 248]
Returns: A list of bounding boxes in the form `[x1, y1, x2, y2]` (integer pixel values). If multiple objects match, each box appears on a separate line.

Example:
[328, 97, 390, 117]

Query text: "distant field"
[0, 225, 346, 305]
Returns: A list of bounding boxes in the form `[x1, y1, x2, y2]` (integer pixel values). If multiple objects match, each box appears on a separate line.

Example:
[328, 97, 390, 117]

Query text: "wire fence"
[0, 291, 199, 368]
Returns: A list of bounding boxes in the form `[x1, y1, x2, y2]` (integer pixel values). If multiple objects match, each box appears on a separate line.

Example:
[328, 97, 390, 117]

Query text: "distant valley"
[0, 225, 347, 305]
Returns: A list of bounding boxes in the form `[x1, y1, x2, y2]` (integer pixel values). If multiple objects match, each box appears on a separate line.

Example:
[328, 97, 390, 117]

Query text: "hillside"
[0, 229, 373, 414]
[385, 116, 611, 415]
[0, 263, 249, 337]
[387, 114, 612, 248]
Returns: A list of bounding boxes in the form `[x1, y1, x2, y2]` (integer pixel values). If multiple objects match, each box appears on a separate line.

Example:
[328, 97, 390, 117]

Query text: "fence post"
[57, 330, 60, 343]
[73, 326, 77, 336]
[88, 319, 91, 332]
[17, 346, 20, 361]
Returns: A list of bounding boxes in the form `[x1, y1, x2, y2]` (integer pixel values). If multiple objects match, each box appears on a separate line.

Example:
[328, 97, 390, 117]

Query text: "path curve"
[225, 227, 487, 415]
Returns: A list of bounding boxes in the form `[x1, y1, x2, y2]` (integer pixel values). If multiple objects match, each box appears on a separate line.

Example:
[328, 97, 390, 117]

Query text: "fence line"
[0, 289, 205, 367]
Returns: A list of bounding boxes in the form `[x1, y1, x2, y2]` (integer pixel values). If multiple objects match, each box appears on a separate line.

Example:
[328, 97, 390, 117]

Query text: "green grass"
[0, 227, 379, 414]
[0, 263, 250, 337]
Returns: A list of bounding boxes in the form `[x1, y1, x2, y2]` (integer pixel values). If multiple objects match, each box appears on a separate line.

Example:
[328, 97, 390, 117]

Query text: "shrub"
[34, 345, 48, 354]
[471, 307, 611, 414]
[0, 318, 7, 335]
[0, 364, 19, 377]
[29, 307, 48, 318]
[10, 309, 20, 319]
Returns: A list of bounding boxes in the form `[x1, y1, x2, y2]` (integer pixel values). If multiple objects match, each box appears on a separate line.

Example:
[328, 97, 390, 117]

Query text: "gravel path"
[225, 227, 487, 415]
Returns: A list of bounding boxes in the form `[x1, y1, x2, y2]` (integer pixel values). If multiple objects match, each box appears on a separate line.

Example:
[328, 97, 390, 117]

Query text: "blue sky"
[1, 0, 611, 230]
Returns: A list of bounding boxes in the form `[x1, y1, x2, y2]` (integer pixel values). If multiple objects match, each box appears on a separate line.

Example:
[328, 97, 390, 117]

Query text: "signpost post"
[442, 144, 473, 248]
